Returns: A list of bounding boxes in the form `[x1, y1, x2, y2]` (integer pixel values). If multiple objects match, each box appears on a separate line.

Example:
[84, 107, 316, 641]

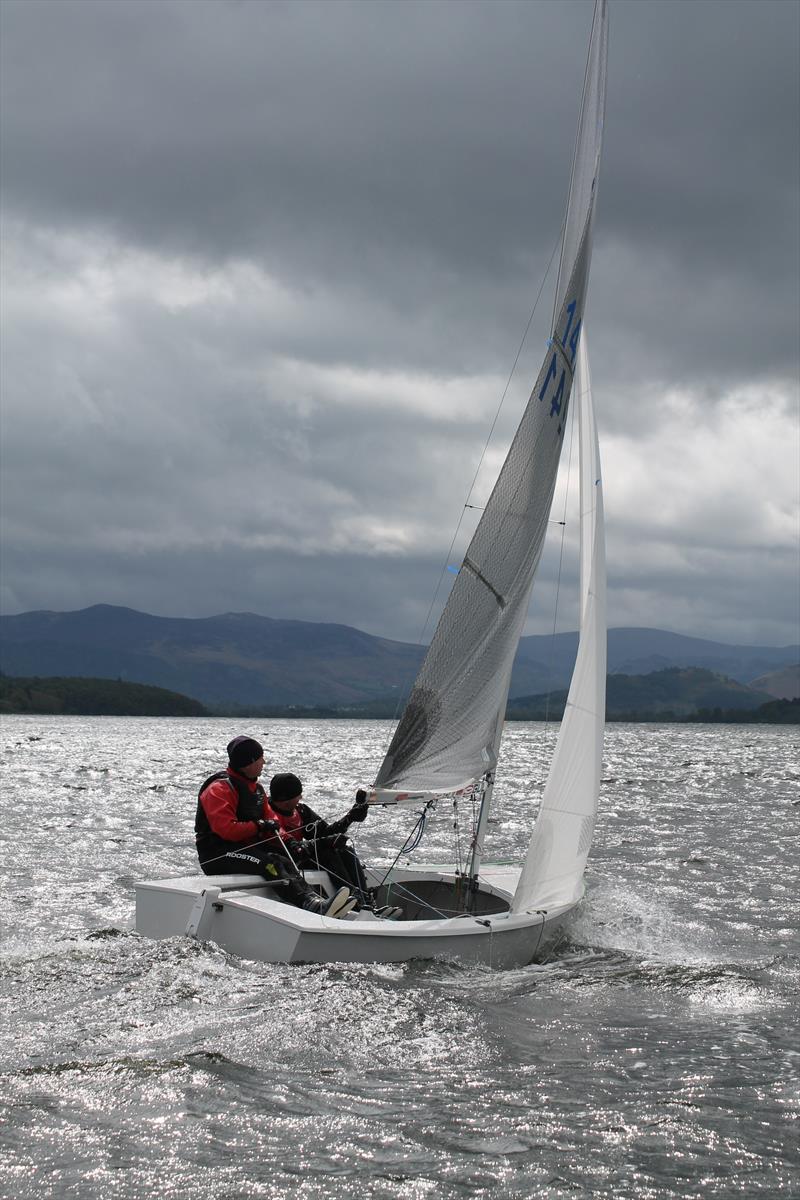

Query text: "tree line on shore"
[1, 673, 796, 723]
[0, 675, 206, 717]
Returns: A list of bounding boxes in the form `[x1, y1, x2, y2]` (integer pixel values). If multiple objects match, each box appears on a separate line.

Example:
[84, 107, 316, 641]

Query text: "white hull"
[134, 864, 579, 969]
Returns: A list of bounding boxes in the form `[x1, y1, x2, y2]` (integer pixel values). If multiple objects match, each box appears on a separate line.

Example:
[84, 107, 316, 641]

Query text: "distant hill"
[748, 664, 800, 700]
[0, 675, 208, 716]
[0, 605, 420, 708]
[506, 668, 777, 721]
[500, 627, 799, 698]
[686, 697, 800, 725]
[1, 605, 797, 709]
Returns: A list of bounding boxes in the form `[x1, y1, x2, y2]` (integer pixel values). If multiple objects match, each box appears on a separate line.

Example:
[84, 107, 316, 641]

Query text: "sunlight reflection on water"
[1, 716, 798, 1198]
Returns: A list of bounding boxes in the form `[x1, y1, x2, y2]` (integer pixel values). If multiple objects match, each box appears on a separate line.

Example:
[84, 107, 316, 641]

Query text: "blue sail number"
[562, 298, 582, 365]
[538, 353, 566, 417]
[562, 299, 577, 348]
[539, 296, 582, 420]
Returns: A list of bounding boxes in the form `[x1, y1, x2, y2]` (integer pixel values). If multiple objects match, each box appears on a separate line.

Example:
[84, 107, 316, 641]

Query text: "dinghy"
[135, 0, 609, 968]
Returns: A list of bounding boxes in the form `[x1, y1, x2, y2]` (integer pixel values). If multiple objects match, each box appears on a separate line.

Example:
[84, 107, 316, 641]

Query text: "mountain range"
[1, 605, 797, 709]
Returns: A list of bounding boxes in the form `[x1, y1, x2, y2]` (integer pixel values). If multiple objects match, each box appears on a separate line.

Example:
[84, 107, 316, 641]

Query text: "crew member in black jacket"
[267, 772, 402, 918]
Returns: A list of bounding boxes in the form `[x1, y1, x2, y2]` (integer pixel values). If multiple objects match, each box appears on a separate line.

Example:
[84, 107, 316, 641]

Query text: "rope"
[375, 785, 496, 920]
[376, 800, 436, 889]
[200, 829, 375, 908]
[199, 824, 493, 922]
[196, 832, 292, 870]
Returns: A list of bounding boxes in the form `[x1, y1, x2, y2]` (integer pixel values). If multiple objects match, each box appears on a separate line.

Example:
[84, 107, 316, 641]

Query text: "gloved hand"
[347, 788, 370, 823]
[256, 818, 280, 834]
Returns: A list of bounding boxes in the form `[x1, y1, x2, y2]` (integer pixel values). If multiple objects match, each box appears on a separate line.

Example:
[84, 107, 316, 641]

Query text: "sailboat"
[135, 0, 609, 969]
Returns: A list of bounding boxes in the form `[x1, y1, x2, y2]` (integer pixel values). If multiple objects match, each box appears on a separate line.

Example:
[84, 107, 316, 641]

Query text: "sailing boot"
[302, 886, 356, 919]
[325, 888, 358, 917]
[374, 905, 404, 920]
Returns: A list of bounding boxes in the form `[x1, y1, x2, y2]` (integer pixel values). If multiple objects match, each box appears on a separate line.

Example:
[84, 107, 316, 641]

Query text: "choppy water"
[1, 716, 798, 1199]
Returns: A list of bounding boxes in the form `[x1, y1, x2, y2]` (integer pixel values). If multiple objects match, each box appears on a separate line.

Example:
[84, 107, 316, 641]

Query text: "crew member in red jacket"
[195, 736, 354, 918]
[267, 772, 402, 919]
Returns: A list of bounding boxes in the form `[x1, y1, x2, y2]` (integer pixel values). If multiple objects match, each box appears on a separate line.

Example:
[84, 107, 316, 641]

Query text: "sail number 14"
[539, 298, 581, 420]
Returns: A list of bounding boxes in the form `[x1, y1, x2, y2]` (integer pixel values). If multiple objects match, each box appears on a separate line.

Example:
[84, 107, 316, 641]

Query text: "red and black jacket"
[195, 768, 279, 865]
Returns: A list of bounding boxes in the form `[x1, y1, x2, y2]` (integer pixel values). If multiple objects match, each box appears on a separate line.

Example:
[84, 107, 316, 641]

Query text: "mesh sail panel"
[373, 1, 608, 797]
[375, 234, 593, 794]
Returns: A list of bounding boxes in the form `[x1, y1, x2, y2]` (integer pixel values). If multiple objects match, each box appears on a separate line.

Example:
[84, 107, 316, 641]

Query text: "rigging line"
[208, 828, 403, 912]
[203, 833, 460, 920]
[376, 800, 436, 890]
[296, 836, 377, 899]
[196, 831, 302, 871]
[380, 229, 564, 736]
[376, 876, 464, 921]
[412, 230, 564, 655]
[303, 849, 485, 922]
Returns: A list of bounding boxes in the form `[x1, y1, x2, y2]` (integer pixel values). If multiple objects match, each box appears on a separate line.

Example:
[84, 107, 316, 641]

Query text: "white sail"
[373, 0, 609, 799]
[511, 334, 606, 912]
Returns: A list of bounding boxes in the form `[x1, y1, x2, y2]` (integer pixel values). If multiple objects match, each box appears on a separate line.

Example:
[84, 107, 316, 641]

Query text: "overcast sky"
[1, 0, 798, 648]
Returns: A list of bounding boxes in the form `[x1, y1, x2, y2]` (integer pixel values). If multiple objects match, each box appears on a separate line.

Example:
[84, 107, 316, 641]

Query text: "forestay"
[372, 1, 609, 800]
[512, 336, 606, 912]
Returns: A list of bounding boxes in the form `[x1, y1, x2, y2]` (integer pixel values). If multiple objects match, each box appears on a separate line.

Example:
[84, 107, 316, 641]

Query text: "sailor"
[267, 772, 402, 919]
[195, 736, 355, 918]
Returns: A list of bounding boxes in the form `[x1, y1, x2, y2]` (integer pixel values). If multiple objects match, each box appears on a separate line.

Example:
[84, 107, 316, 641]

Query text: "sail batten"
[372, 1, 608, 798]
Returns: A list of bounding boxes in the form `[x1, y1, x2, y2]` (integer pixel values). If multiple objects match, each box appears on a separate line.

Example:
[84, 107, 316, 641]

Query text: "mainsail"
[373, 0, 609, 798]
[512, 335, 606, 912]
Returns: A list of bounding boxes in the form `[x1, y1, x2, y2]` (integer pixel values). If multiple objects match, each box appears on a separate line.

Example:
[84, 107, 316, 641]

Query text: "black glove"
[347, 789, 369, 823]
[256, 818, 279, 835]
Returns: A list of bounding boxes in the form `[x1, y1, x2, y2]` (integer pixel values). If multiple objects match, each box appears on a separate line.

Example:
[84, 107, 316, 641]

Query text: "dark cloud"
[1, 0, 798, 645]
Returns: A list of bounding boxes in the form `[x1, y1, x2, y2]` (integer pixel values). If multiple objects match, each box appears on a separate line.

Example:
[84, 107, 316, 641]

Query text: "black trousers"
[198, 842, 316, 909]
[296, 837, 369, 899]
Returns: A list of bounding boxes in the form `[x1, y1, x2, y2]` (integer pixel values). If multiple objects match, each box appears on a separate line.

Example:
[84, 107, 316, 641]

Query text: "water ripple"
[1, 716, 798, 1199]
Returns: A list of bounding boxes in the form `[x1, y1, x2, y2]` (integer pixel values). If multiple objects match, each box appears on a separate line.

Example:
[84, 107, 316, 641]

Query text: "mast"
[464, 680, 508, 885]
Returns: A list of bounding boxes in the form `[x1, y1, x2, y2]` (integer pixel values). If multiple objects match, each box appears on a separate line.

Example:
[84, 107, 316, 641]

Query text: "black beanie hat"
[269, 772, 303, 803]
[227, 736, 264, 770]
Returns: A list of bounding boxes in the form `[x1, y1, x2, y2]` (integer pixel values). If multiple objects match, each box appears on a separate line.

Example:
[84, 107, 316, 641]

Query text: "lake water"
[1, 716, 798, 1199]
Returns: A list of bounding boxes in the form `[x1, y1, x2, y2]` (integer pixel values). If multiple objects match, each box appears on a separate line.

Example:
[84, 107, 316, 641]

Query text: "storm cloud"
[1, 0, 798, 645]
